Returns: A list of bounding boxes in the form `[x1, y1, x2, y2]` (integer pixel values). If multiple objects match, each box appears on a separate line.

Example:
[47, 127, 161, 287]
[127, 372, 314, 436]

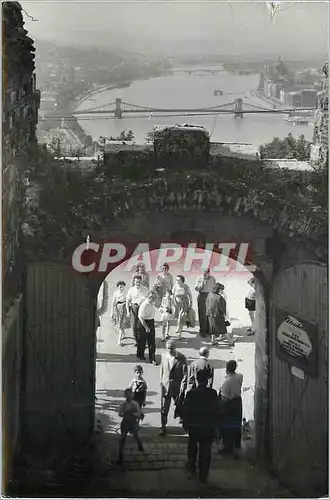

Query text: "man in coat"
[187, 346, 214, 392]
[195, 268, 216, 337]
[159, 339, 188, 436]
[182, 370, 221, 483]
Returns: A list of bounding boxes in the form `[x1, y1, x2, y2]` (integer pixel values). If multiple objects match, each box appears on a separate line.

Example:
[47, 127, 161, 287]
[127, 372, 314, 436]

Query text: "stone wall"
[310, 63, 328, 170]
[25, 152, 327, 266]
[2, 296, 23, 491]
[153, 125, 210, 169]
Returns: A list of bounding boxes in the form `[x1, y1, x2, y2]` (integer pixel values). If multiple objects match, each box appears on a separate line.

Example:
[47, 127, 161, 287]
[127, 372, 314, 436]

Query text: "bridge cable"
[39, 109, 304, 122]
[76, 101, 116, 112]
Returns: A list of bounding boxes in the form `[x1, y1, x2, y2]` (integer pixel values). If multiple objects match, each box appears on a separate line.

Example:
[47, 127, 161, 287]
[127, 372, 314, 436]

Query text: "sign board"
[275, 308, 318, 377]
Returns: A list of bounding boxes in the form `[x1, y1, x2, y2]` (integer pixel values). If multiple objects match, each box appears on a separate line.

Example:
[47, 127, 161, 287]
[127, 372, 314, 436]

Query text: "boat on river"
[214, 89, 223, 96]
[284, 110, 314, 125]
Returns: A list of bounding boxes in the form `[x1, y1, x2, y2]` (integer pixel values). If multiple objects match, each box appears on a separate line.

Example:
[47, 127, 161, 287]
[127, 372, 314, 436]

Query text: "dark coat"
[182, 386, 221, 431]
[205, 292, 227, 336]
[160, 351, 188, 398]
[187, 357, 214, 392]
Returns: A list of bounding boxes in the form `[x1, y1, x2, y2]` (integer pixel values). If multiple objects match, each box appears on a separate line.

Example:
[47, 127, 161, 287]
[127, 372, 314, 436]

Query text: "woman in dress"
[206, 282, 233, 346]
[173, 275, 192, 338]
[156, 263, 174, 301]
[131, 263, 150, 289]
[111, 281, 130, 346]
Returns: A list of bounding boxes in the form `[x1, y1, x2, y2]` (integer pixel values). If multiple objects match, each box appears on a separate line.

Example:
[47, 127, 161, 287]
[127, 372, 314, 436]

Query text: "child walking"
[118, 387, 144, 465]
[129, 365, 147, 421]
[160, 289, 175, 341]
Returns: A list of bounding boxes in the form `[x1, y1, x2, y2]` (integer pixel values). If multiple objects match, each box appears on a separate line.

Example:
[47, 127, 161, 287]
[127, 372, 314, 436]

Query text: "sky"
[21, 1, 329, 57]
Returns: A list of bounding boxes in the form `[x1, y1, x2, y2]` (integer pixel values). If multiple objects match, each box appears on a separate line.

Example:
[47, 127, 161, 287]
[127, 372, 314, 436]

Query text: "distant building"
[286, 91, 302, 107]
[2, 1, 40, 489]
[269, 83, 282, 99]
[301, 90, 317, 108]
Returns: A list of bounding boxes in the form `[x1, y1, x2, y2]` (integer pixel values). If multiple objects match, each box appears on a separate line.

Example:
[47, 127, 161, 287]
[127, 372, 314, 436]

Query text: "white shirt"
[195, 274, 216, 293]
[166, 351, 176, 371]
[126, 285, 148, 306]
[138, 299, 156, 321]
[221, 372, 243, 399]
[246, 286, 256, 300]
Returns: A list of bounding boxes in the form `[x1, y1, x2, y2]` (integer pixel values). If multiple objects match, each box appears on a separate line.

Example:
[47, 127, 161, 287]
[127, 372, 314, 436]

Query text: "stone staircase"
[9, 430, 293, 498]
[98, 432, 253, 470]
[94, 432, 293, 497]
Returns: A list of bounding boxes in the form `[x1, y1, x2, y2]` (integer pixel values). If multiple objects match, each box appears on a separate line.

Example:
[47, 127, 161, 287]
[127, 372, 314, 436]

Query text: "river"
[75, 68, 313, 146]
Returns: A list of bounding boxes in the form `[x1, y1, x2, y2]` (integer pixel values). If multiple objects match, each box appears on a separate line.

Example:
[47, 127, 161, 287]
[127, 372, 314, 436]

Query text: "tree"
[259, 133, 311, 161]
[98, 131, 135, 145]
[145, 131, 154, 143]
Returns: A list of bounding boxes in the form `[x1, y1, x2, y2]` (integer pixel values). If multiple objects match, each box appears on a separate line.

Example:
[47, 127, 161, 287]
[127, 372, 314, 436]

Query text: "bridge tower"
[114, 98, 122, 119]
[234, 98, 243, 118]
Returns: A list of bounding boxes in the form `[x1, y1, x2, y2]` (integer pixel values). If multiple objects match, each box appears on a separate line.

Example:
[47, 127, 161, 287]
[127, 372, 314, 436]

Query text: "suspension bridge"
[73, 98, 315, 119]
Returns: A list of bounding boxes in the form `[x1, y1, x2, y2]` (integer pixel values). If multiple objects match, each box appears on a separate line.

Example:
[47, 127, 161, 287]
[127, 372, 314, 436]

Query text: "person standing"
[160, 289, 175, 341]
[219, 360, 243, 457]
[138, 291, 157, 364]
[245, 277, 256, 336]
[187, 346, 214, 392]
[155, 263, 174, 301]
[159, 339, 188, 436]
[111, 280, 130, 346]
[129, 365, 147, 421]
[195, 269, 216, 338]
[131, 263, 150, 289]
[173, 275, 193, 338]
[117, 388, 144, 465]
[126, 276, 148, 346]
[182, 370, 221, 483]
[205, 283, 230, 346]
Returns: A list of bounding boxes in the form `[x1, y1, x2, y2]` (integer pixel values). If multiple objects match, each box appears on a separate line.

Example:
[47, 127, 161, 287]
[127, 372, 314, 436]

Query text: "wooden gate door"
[269, 262, 328, 496]
[22, 262, 96, 457]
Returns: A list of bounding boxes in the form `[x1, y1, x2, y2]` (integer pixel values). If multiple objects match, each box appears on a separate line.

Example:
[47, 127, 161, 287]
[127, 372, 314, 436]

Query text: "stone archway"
[76, 209, 277, 458]
[22, 200, 323, 466]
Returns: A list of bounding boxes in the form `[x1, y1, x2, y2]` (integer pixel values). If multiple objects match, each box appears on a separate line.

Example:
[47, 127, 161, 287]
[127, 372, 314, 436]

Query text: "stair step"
[96, 433, 255, 470]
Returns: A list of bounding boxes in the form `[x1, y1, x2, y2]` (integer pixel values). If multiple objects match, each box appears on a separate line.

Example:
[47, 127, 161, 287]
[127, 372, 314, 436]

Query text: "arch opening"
[93, 245, 267, 463]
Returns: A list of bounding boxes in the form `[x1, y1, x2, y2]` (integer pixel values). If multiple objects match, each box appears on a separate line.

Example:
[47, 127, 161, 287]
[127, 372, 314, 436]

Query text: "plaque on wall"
[275, 308, 318, 377]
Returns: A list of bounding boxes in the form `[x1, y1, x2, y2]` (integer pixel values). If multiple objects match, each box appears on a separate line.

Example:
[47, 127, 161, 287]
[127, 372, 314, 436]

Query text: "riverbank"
[75, 69, 173, 109]
[73, 69, 314, 145]
[251, 88, 288, 110]
[52, 73, 170, 151]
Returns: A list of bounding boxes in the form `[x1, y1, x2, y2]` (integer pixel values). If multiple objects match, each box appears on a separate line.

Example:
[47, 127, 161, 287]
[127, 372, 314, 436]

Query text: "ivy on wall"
[23, 145, 328, 262]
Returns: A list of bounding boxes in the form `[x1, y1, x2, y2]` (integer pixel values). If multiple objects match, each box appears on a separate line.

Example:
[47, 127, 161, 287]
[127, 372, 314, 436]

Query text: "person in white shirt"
[126, 276, 149, 346]
[245, 277, 256, 336]
[111, 280, 130, 346]
[138, 291, 157, 364]
[131, 263, 150, 289]
[219, 360, 243, 456]
[195, 269, 216, 338]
